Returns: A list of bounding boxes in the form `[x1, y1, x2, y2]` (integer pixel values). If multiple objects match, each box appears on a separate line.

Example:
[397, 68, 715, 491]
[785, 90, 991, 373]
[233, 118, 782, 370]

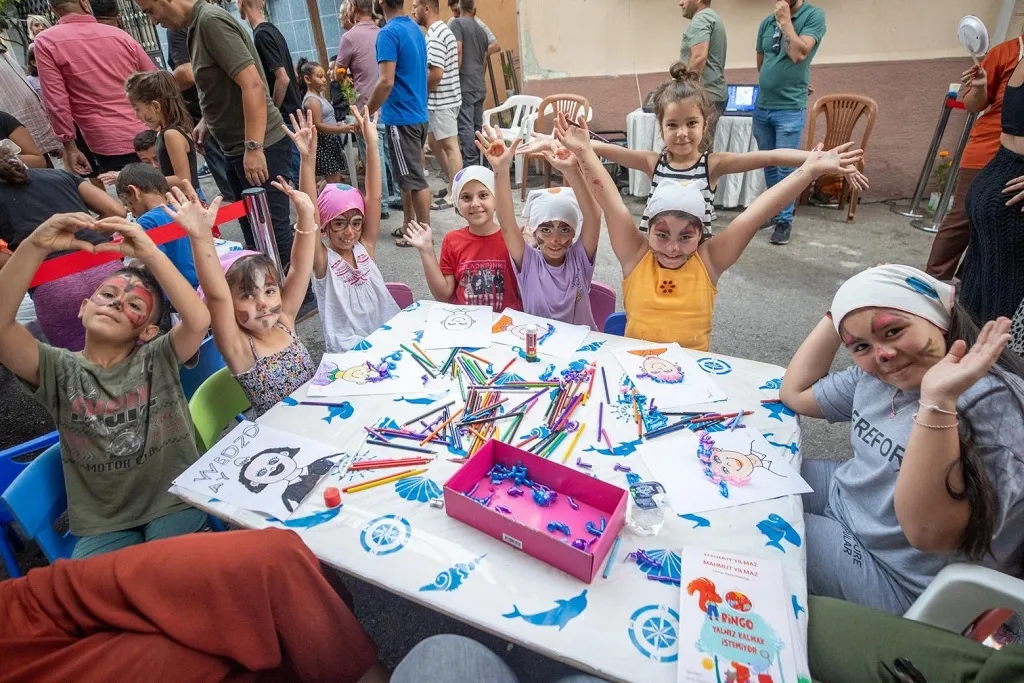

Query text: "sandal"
[390, 226, 405, 238]
[431, 198, 453, 211]
[395, 238, 413, 247]
[434, 187, 447, 199]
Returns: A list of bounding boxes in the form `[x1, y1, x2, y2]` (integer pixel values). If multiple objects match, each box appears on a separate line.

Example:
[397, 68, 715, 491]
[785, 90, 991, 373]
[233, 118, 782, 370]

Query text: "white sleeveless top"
[640, 151, 716, 235]
[312, 242, 401, 352]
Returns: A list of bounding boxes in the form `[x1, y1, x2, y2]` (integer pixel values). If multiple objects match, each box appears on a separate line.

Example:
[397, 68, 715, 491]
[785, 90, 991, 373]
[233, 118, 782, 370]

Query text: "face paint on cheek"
[919, 336, 943, 360]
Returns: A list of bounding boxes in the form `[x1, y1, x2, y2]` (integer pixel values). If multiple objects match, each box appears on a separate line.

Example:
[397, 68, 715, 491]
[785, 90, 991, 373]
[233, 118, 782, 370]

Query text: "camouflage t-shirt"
[28, 334, 199, 536]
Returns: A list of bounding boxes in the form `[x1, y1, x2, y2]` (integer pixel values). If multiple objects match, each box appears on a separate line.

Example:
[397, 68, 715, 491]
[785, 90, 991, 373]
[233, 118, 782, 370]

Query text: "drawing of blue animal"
[792, 594, 806, 619]
[757, 514, 802, 552]
[352, 339, 373, 351]
[539, 364, 558, 381]
[583, 438, 644, 457]
[575, 340, 606, 353]
[764, 402, 796, 422]
[763, 432, 799, 456]
[679, 513, 711, 529]
[419, 555, 486, 592]
[759, 377, 782, 391]
[503, 589, 588, 630]
[412, 329, 424, 343]
[393, 396, 436, 405]
[323, 402, 354, 423]
[281, 396, 299, 406]
[266, 506, 341, 529]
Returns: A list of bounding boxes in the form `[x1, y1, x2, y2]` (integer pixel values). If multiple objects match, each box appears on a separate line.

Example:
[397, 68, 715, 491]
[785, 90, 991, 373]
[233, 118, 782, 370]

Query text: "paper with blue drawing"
[612, 344, 727, 408]
[491, 308, 591, 359]
[640, 428, 811, 515]
[172, 421, 342, 520]
[419, 302, 493, 350]
[307, 350, 430, 397]
[677, 547, 808, 682]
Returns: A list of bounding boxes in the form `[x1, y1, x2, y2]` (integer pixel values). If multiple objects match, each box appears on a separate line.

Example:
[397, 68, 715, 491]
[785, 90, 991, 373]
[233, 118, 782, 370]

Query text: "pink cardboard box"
[443, 440, 628, 583]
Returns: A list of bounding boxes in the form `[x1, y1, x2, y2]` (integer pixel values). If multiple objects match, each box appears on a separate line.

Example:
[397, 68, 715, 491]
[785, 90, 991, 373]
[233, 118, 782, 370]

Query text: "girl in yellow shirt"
[556, 114, 868, 351]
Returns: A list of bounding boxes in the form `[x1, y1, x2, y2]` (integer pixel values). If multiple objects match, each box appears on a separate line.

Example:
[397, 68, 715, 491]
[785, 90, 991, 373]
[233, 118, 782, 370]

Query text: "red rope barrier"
[28, 200, 248, 289]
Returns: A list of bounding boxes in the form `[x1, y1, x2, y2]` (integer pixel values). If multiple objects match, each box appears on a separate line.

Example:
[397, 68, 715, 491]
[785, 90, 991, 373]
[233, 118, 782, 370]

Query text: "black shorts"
[92, 151, 142, 174]
[385, 123, 428, 192]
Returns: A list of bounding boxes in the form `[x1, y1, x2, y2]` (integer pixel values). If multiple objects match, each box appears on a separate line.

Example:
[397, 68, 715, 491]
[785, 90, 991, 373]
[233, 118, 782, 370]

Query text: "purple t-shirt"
[514, 240, 596, 328]
[338, 20, 380, 110]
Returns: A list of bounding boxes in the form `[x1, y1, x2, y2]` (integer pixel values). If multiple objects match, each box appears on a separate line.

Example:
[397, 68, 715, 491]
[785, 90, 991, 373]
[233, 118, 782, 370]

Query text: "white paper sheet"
[172, 421, 344, 520]
[490, 308, 590, 360]
[307, 350, 431, 397]
[640, 427, 811, 515]
[611, 343, 727, 408]
[419, 303, 493, 350]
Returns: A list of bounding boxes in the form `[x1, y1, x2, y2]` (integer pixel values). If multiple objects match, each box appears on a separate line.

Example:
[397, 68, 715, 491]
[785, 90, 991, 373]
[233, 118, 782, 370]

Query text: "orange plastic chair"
[521, 94, 591, 201]
[799, 94, 878, 222]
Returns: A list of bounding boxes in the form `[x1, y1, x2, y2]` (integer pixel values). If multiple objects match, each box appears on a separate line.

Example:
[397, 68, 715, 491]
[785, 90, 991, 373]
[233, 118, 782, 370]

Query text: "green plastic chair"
[189, 367, 251, 453]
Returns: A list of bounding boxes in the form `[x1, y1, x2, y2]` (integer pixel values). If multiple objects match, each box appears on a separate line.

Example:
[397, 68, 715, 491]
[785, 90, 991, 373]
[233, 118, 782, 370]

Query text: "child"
[133, 130, 158, 168]
[0, 212, 211, 558]
[297, 58, 354, 184]
[183, 115, 319, 417]
[780, 265, 1024, 615]
[561, 113, 867, 351]
[115, 163, 198, 288]
[477, 124, 600, 328]
[299, 106, 399, 352]
[25, 44, 41, 97]
[124, 71, 203, 193]
[404, 165, 523, 312]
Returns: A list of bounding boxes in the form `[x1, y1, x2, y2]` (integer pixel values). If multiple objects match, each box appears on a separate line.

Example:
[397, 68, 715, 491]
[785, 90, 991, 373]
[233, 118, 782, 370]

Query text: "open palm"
[475, 124, 519, 171]
[803, 142, 870, 192]
[920, 318, 1013, 401]
[165, 183, 223, 239]
[403, 221, 433, 251]
[553, 112, 591, 154]
[284, 109, 318, 158]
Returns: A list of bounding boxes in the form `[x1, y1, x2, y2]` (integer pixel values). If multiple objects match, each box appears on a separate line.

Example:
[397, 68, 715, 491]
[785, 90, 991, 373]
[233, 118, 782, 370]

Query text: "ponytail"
[653, 62, 717, 152]
[0, 147, 30, 185]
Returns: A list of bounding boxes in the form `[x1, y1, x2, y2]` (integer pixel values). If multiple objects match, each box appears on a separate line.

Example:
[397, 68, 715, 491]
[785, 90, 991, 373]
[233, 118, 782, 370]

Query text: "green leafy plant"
[932, 149, 952, 191]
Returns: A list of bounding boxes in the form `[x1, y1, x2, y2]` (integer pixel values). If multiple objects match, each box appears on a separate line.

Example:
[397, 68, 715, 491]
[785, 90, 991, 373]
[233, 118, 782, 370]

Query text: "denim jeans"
[287, 126, 301, 187]
[458, 90, 485, 167]
[225, 136, 296, 268]
[202, 133, 236, 202]
[752, 107, 807, 224]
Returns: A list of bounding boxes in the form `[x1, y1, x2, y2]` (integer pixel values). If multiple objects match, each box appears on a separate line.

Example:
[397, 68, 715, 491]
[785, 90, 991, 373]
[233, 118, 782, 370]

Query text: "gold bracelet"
[919, 402, 957, 416]
[912, 413, 959, 429]
[293, 224, 318, 235]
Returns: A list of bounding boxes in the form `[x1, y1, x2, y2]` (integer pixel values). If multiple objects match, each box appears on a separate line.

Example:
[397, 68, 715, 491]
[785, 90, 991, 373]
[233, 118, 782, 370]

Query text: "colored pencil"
[601, 428, 613, 450]
[632, 393, 642, 437]
[601, 366, 611, 404]
[459, 350, 491, 365]
[760, 398, 784, 405]
[488, 358, 517, 385]
[343, 468, 426, 493]
[409, 352, 437, 379]
[412, 342, 437, 368]
[561, 422, 587, 463]
[462, 397, 509, 422]
[597, 402, 604, 441]
[440, 348, 459, 374]
[400, 343, 432, 368]
[420, 409, 463, 446]
[363, 426, 391, 442]
[584, 363, 597, 402]
[460, 411, 524, 427]
[541, 431, 568, 458]
[350, 458, 434, 470]
[518, 434, 539, 447]
[505, 413, 524, 443]
[642, 419, 692, 441]
[507, 387, 549, 415]
[602, 535, 622, 578]
[375, 428, 449, 445]
[366, 438, 436, 455]
[401, 400, 457, 426]
[553, 393, 583, 431]
[466, 425, 489, 443]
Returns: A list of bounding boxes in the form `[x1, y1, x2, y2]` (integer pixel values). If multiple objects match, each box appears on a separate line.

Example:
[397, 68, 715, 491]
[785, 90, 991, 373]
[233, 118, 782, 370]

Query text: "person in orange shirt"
[925, 34, 1024, 281]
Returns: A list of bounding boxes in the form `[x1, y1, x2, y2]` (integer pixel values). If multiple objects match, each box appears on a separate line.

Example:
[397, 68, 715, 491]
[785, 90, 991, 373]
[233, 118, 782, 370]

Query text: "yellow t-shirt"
[622, 250, 717, 351]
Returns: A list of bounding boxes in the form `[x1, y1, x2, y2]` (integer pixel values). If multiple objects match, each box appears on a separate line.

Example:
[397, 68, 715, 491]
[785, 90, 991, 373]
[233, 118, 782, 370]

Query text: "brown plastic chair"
[520, 94, 591, 201]
[799, 94, 878, 222]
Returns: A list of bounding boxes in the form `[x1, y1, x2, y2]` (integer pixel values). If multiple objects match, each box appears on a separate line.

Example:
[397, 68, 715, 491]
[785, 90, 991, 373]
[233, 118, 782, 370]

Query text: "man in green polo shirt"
[754, 0, 826, 245]
[679, 0, 728, 121]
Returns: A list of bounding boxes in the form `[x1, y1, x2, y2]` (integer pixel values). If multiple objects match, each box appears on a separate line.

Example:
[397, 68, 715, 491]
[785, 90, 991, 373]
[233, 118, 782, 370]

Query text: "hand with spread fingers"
[351, 105, 379, 145]
[165, 181, 224, 240]
[403, 221, 434, 252]
[92, 216, 162, 260]
[921, 317, 1013, 404]
[25, 213, 99, 254]
[552, 112, 592, 156]
[283, 109, 318, 159]
[475, 124, 520, 171]
[271, 175, 315, 219]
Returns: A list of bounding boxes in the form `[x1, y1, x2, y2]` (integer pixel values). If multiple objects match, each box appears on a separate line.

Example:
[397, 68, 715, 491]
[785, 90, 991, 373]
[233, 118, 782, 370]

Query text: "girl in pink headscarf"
[307, 106, 399, 352]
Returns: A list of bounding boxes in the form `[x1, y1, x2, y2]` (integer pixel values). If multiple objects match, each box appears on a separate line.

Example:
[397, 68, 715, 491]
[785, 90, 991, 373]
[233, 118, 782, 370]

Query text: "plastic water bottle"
[626, 481, 666, 536]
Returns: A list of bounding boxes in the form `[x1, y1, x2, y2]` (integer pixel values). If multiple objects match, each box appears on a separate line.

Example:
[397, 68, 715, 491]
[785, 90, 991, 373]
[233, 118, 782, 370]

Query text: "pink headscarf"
[318, 183, 365, 228]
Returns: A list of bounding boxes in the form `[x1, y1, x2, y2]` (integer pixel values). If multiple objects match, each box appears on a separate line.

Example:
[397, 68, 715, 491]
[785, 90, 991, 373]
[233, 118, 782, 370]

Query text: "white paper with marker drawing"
[172, 421, 343, 520]
[490, 308, 590, 360]
[307, 349, 430, 397]
[419, 303, 493, 350]
[611, 343, 727, 408]
[640, 427, 811, 515]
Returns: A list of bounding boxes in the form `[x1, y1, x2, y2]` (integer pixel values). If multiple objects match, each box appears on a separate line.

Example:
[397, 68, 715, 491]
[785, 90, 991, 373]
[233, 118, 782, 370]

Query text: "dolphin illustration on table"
[792, 594, 806, 619]
[582, 438, 643, 457]
[502, 589, 589, 630]
[757, 513, 802, 552]
[323, 402, 354, 423]
[392, 396, 436, 405]
[265, 506, 342, 529]
[679, 513, 711, 529]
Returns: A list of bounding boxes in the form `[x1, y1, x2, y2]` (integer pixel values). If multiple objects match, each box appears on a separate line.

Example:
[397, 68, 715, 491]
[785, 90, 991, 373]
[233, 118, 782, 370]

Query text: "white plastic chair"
[483, 95, 542, 183]
[903, 563, 1023, 641]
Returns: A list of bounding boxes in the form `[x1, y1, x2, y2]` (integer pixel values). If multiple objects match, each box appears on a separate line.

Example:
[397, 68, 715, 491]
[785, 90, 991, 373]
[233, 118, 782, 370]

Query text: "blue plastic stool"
[2, 443, 77, 566]
[0, 431, 60, 577]
[603, 312, 627, 337]
[179, 335, 227, 401]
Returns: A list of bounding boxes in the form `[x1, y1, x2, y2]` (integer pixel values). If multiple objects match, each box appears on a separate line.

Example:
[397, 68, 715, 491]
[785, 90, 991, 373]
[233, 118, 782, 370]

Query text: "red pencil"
[487, 358, 517, 385]
[350, 458, 434, 470]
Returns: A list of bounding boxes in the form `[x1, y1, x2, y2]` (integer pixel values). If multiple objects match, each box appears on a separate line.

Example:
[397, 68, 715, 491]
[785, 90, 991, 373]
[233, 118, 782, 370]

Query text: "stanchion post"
[891, 95, 954, 219]
[911, 111, 978, 234]
[241, 187, 284, 283]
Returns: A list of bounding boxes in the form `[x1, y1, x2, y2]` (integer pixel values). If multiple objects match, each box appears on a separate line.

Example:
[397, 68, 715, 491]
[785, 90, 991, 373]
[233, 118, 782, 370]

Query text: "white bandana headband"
[521, 187, 583, 234]
[830, 264, 955, 333]
[643, 179, 706, 225]
[452, 165, 495, 206]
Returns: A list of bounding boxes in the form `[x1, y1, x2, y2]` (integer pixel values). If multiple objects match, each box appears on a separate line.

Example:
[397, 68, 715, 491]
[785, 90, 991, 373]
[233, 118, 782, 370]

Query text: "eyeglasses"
[772, 24, 782, 55]
[327, 217, 364, 232]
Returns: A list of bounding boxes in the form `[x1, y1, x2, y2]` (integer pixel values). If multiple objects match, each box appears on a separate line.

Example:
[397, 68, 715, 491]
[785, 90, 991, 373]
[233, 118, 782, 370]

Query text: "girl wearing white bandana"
[782, 264, 1024, 615]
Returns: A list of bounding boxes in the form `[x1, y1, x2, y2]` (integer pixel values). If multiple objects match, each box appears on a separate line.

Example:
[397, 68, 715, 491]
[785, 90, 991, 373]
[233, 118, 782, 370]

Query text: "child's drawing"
[420, 302, 493, 350]
[612, 343, 726, 408]
[490, 309, 590, 359]
[308, 351, 427, 397]
[493, 314, 556, 345]
[629, 348, 684, 384]
[237, 447, 338, 513]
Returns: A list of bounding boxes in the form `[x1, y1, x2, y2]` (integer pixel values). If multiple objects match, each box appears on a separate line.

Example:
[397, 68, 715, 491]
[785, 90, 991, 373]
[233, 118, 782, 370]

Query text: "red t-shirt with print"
[439, 227, 522, 312]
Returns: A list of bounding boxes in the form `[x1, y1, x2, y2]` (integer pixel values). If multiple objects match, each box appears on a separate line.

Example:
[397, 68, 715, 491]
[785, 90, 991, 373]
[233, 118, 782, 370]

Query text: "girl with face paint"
[781, 264, 1024, 616]
[182, 112, 321, 417]
[560, 113, 868, 351]
[477, 124, 601, 328]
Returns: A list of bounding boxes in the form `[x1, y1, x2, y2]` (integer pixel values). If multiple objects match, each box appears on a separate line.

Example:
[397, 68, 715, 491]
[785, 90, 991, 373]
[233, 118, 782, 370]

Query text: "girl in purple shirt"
[477, 124, 601, 328]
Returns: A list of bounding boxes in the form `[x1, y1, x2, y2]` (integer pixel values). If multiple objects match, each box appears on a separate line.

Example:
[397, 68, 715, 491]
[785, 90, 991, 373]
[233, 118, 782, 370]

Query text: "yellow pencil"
[561, 422, 587, 463]
[343, 468, 427, 494]
[413, 342, 437, 368]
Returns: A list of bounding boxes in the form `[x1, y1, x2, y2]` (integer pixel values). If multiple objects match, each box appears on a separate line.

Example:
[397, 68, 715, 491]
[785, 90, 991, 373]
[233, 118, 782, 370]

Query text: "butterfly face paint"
[89, 275, 156, 329]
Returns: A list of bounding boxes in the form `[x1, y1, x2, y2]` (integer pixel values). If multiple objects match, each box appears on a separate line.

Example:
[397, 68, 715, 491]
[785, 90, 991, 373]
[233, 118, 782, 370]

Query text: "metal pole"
[890, 95, 954, 219]
[911, 112, 978, 234]
[242, 187, 284, 283]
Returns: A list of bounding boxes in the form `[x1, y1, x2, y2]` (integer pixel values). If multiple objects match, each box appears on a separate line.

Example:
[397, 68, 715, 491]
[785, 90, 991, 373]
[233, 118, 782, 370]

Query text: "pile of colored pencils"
[400, 342, 441, 379]
[644, 409, 755, 440]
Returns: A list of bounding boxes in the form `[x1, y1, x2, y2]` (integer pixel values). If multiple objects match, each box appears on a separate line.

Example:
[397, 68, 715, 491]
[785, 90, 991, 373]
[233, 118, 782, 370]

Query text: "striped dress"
[640, 151, 716, 235]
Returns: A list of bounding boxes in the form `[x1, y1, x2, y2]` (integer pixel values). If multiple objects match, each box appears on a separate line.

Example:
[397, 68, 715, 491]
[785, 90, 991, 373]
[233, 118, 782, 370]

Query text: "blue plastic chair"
[604, 312, 627, 337]
[179, 335, 227, 401]
[0, 431, 60, 577]
[2, 443, 77, 566]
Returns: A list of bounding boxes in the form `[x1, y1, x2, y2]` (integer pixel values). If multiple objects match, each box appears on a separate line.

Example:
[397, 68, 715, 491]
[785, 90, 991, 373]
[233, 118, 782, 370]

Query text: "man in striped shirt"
[414, 0, 462, 210]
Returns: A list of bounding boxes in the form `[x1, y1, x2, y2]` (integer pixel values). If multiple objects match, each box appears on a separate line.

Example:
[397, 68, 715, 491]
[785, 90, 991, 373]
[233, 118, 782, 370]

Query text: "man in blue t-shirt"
[368, 0, 430, 239]
[754, 0, 826, 246]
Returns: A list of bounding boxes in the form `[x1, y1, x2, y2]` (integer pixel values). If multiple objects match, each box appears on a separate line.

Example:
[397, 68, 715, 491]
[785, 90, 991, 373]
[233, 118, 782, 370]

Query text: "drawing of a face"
[442, 309, 474, 331]
[237, 447, 300, 493]
[340, 364, 373, 384]
[637, 356, 685, 384]
[709, 448, 763, 482]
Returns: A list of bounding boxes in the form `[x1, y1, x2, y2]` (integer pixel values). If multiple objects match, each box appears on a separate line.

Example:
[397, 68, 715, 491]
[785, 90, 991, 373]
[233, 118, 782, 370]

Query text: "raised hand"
[961, 64, 987, 90]
[283, 109, 318, 159]
[25, 213, 98, 254]
[920, 317, 1012, 403]
[774, 0, 792, 25]
[553, 112, 591, 155]
[1003, 175, 1024, 210]
[403, 221, 434, 251]
[517, 132, 556, 157]
[92, 216, 161, 260]
[541, 142, 578, 175]
[165, 181, 223, 239]
[271, 175, 314, 218]
[475, 124, 520, 171]
[802, 142, 869, 189]
[351, 105, 379, 145]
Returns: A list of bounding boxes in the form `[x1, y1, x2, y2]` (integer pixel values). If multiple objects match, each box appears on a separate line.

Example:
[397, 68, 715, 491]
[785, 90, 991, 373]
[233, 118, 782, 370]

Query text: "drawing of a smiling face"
[709, 449, 758, 481]
[444, 313, 472, 331]
[643, 357, 675, 374]
[239, 448, 300, 492]
[340, 364, 372, 384]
